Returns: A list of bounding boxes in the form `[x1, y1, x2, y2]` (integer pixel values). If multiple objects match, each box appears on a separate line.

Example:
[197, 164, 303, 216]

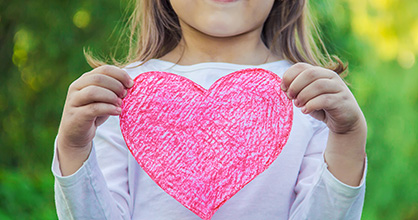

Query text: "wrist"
[57, 137, 92, 176]
[57, 140, 92, 158]
[327, 115, 367, 158]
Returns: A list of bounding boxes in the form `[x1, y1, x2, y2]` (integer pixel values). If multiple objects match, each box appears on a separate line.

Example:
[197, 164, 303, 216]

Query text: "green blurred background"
[0, 0, 417, 219]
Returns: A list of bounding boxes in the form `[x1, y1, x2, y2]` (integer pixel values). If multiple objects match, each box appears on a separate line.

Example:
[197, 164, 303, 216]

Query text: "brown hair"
[86, 0, 347, 74]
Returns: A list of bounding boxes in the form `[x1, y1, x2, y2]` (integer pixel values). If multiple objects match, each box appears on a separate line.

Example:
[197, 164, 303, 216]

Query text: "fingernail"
[281, 83, 287, 91]
[294, 99, 299, 107]
[116, 107, 122, 114]
[129, 79, 134, 87]
[117, 98, 123, 106]
[287, 92, 294, 100]
[123, 90, 128, 97]
[301, 107, 307, 114]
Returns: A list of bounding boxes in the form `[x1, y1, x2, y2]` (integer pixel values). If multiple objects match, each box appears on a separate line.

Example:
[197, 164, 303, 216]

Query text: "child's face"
[170, 0, 275, 38]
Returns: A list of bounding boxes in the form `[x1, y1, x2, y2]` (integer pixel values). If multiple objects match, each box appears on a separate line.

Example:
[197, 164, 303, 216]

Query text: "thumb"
[95, 115, 111, 127]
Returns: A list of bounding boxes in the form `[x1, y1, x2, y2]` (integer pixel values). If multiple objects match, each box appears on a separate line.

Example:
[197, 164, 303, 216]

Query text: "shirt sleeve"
[289, 122, 367, 220]
[52, 116, 130, 220]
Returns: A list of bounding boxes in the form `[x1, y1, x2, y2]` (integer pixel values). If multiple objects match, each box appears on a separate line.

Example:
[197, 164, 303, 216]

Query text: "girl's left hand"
[280, 62, 365, 135]
[281, 62, 367, 186]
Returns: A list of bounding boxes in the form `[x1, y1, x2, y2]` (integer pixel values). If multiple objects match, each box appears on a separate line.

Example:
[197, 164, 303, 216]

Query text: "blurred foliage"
[0, 0, 417, 219]
[312, 1, 418, 219]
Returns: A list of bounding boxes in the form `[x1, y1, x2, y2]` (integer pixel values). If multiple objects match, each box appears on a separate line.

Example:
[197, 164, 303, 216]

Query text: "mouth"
[211, 0, 239, 3]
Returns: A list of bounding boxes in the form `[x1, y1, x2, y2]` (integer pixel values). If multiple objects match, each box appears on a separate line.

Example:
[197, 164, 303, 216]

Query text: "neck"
[161, 23, 282, 65]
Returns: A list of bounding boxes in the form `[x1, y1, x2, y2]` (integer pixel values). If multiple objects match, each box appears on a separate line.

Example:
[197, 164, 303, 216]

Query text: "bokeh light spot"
[376, 32, 399, 60]
[369, 0, 391, 10]
[397, 50, 416, 69]
[12, 49, 27, 67]
[73, 10, 91, 29]
[411, 22, 418, 53]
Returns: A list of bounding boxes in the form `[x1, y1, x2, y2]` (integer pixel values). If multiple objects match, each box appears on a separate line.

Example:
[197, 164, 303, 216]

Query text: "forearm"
[53, 144, 127, 220]
[324, 117, 367, 186]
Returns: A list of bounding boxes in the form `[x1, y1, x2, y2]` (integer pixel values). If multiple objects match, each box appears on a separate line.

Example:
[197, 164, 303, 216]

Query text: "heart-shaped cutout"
[120, 68, 293, 219]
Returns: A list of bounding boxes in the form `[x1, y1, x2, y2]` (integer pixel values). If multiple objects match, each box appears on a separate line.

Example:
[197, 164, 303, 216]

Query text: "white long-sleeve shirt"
[52, 59, 366, 220]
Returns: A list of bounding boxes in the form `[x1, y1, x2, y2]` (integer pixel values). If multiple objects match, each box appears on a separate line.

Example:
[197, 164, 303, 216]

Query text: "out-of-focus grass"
[0, 169, 56, 219]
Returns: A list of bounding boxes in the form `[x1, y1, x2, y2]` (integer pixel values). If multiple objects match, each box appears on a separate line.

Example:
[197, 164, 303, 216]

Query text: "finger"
[302, 93, 338, 115]
[88, 65, 134, 89]
[309, 110, 326, 122]
[95, 115, 111, 127]
[294, 78, 341, 108]
[71, 86, 122, 107]
[71, 74, 127, 98]
[281, 62, 312, 92]
[79, 102, 122, 122]
[286, 67, 335, 100]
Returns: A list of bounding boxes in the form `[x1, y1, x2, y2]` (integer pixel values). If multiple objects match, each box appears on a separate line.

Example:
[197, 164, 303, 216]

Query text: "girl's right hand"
[56, 65, 134, 176]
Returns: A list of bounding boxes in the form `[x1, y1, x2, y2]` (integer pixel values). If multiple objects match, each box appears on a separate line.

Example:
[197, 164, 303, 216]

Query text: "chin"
[198, 21, 244, 38]
[204, 29, 241, 38]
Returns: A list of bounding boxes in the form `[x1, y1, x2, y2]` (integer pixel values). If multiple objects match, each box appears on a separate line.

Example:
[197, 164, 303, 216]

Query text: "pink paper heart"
[120, 68, 293, 219]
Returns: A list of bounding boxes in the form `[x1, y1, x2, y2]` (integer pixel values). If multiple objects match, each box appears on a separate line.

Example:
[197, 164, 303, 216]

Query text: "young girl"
[53, 0, 367, 219]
